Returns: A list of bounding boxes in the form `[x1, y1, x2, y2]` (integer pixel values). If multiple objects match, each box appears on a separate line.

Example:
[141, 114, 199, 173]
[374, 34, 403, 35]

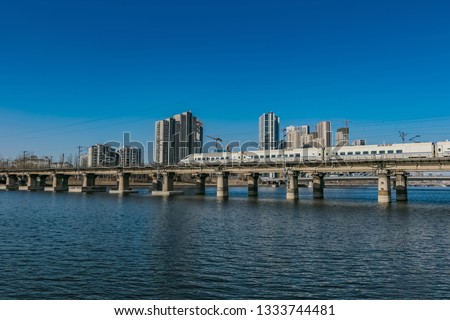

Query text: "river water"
[0, 186, 449, 299]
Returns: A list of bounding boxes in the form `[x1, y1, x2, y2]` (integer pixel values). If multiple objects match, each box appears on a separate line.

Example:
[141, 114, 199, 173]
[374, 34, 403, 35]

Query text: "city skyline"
[1, 0, 450, 159]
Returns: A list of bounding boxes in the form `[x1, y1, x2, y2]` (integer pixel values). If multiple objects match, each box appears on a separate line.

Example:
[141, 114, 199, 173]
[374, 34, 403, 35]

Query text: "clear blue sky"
[1, 0, 450, 160]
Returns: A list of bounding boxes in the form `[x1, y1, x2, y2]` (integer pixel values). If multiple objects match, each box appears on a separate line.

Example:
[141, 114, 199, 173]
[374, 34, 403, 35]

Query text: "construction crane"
[206, 135, 223, 151]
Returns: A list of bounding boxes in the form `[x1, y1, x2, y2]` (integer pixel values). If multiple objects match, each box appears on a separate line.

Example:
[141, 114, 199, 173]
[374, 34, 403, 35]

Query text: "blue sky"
[1, 0, 450, 160]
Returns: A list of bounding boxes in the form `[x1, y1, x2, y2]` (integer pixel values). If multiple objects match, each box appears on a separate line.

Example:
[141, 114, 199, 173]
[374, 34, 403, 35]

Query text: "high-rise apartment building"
[87, 144, 117, 167]
[352, 139, 366, 146]
[285, 125, 310, 149]
[155, 111, 203, 165]
[259, 112, 280, 150]
[336, 127, 349, 146]
[119, 146, 142, 167]
[316, 121, 332, 148]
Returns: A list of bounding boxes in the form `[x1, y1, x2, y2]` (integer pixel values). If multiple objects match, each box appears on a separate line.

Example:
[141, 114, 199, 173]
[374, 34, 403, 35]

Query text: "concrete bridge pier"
[47, 174, 70, 192]
[5, 174, 19, 190]
[195, 173, 208, 195]
[153, 172, 183, 196]
[27, 174, 43, 191]
[162, 172, 174, 192]
[246, 173, 259, 197]
[396, 172, 408, 201]
[286, 171, 299, 200]
[39, 175, 48, 189]
[152, 174, 162, 191]
[109, 172, 136, 194]
[377, 170, 391, 203]
[117, 172, 130, 193]
[217, 171, 229, 198]
[82, 173, 105, 192]
[312, 172, 325, 199]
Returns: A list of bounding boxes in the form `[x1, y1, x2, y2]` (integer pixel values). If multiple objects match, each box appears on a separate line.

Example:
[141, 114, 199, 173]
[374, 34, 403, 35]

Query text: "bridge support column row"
[217, 171, 229, 198]
[286, 171, 299, 200]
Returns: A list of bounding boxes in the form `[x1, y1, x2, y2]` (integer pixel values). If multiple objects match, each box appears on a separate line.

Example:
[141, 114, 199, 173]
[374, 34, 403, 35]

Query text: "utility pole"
[77, 146, 84, 169]
[344, 120, 352, 130]
[22, 150, 28, 169]
[399, 131, 407, 143]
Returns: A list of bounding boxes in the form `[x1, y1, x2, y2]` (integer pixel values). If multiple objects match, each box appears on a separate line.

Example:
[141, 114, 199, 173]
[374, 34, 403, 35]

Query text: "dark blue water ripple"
[0, 186, 449, 299]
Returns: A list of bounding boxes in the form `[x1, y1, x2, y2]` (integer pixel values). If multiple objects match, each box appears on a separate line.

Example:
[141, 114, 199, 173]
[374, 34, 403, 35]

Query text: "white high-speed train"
[179, 141, 450, 165]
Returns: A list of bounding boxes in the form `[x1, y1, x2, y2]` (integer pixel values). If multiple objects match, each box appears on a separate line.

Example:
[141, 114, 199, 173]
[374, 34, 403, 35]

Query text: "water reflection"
[0, 187, 449, 299]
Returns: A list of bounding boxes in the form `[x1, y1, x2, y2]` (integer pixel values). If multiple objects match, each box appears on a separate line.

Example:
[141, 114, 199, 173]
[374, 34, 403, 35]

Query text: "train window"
[289, 154, 294, 157]
[438, 148, 442, 152]
[387, 150, 394, 154]
[220, 157, 224, 160]
[226, 157, 230, 160]
[379, 151, 385, 154]
[371, 151, 377, 154]
[295, 153, 301, 157]
[363, 151, 369, 155]
[355, 151, 361, 155]
[396, 150, 403, 153]
[340, 152, 345, 155]
[266, 155, 270, 158]
[347, 152, 353, 155]
[271, 155, 276, 158]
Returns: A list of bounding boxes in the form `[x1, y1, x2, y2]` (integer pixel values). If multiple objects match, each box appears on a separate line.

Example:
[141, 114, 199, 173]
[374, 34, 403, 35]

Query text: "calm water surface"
[1, 186, 449, 299]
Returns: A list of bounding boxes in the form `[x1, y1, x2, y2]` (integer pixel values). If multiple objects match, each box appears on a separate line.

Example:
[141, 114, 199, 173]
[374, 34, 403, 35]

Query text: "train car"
[178, 147, 324, 166]
[179, 141, 442, 166]
[240, 147, 323, 163]
[329, 142, 435, 160]
[435, 141, 450, 157]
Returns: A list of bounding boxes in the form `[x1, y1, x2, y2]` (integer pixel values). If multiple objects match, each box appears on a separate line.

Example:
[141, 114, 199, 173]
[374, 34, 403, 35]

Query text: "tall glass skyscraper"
[259, 112, 280, 150]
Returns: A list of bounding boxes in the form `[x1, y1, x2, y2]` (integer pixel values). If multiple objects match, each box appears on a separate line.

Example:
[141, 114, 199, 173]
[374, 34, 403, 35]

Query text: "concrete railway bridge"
[1, 158, 450, 203]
